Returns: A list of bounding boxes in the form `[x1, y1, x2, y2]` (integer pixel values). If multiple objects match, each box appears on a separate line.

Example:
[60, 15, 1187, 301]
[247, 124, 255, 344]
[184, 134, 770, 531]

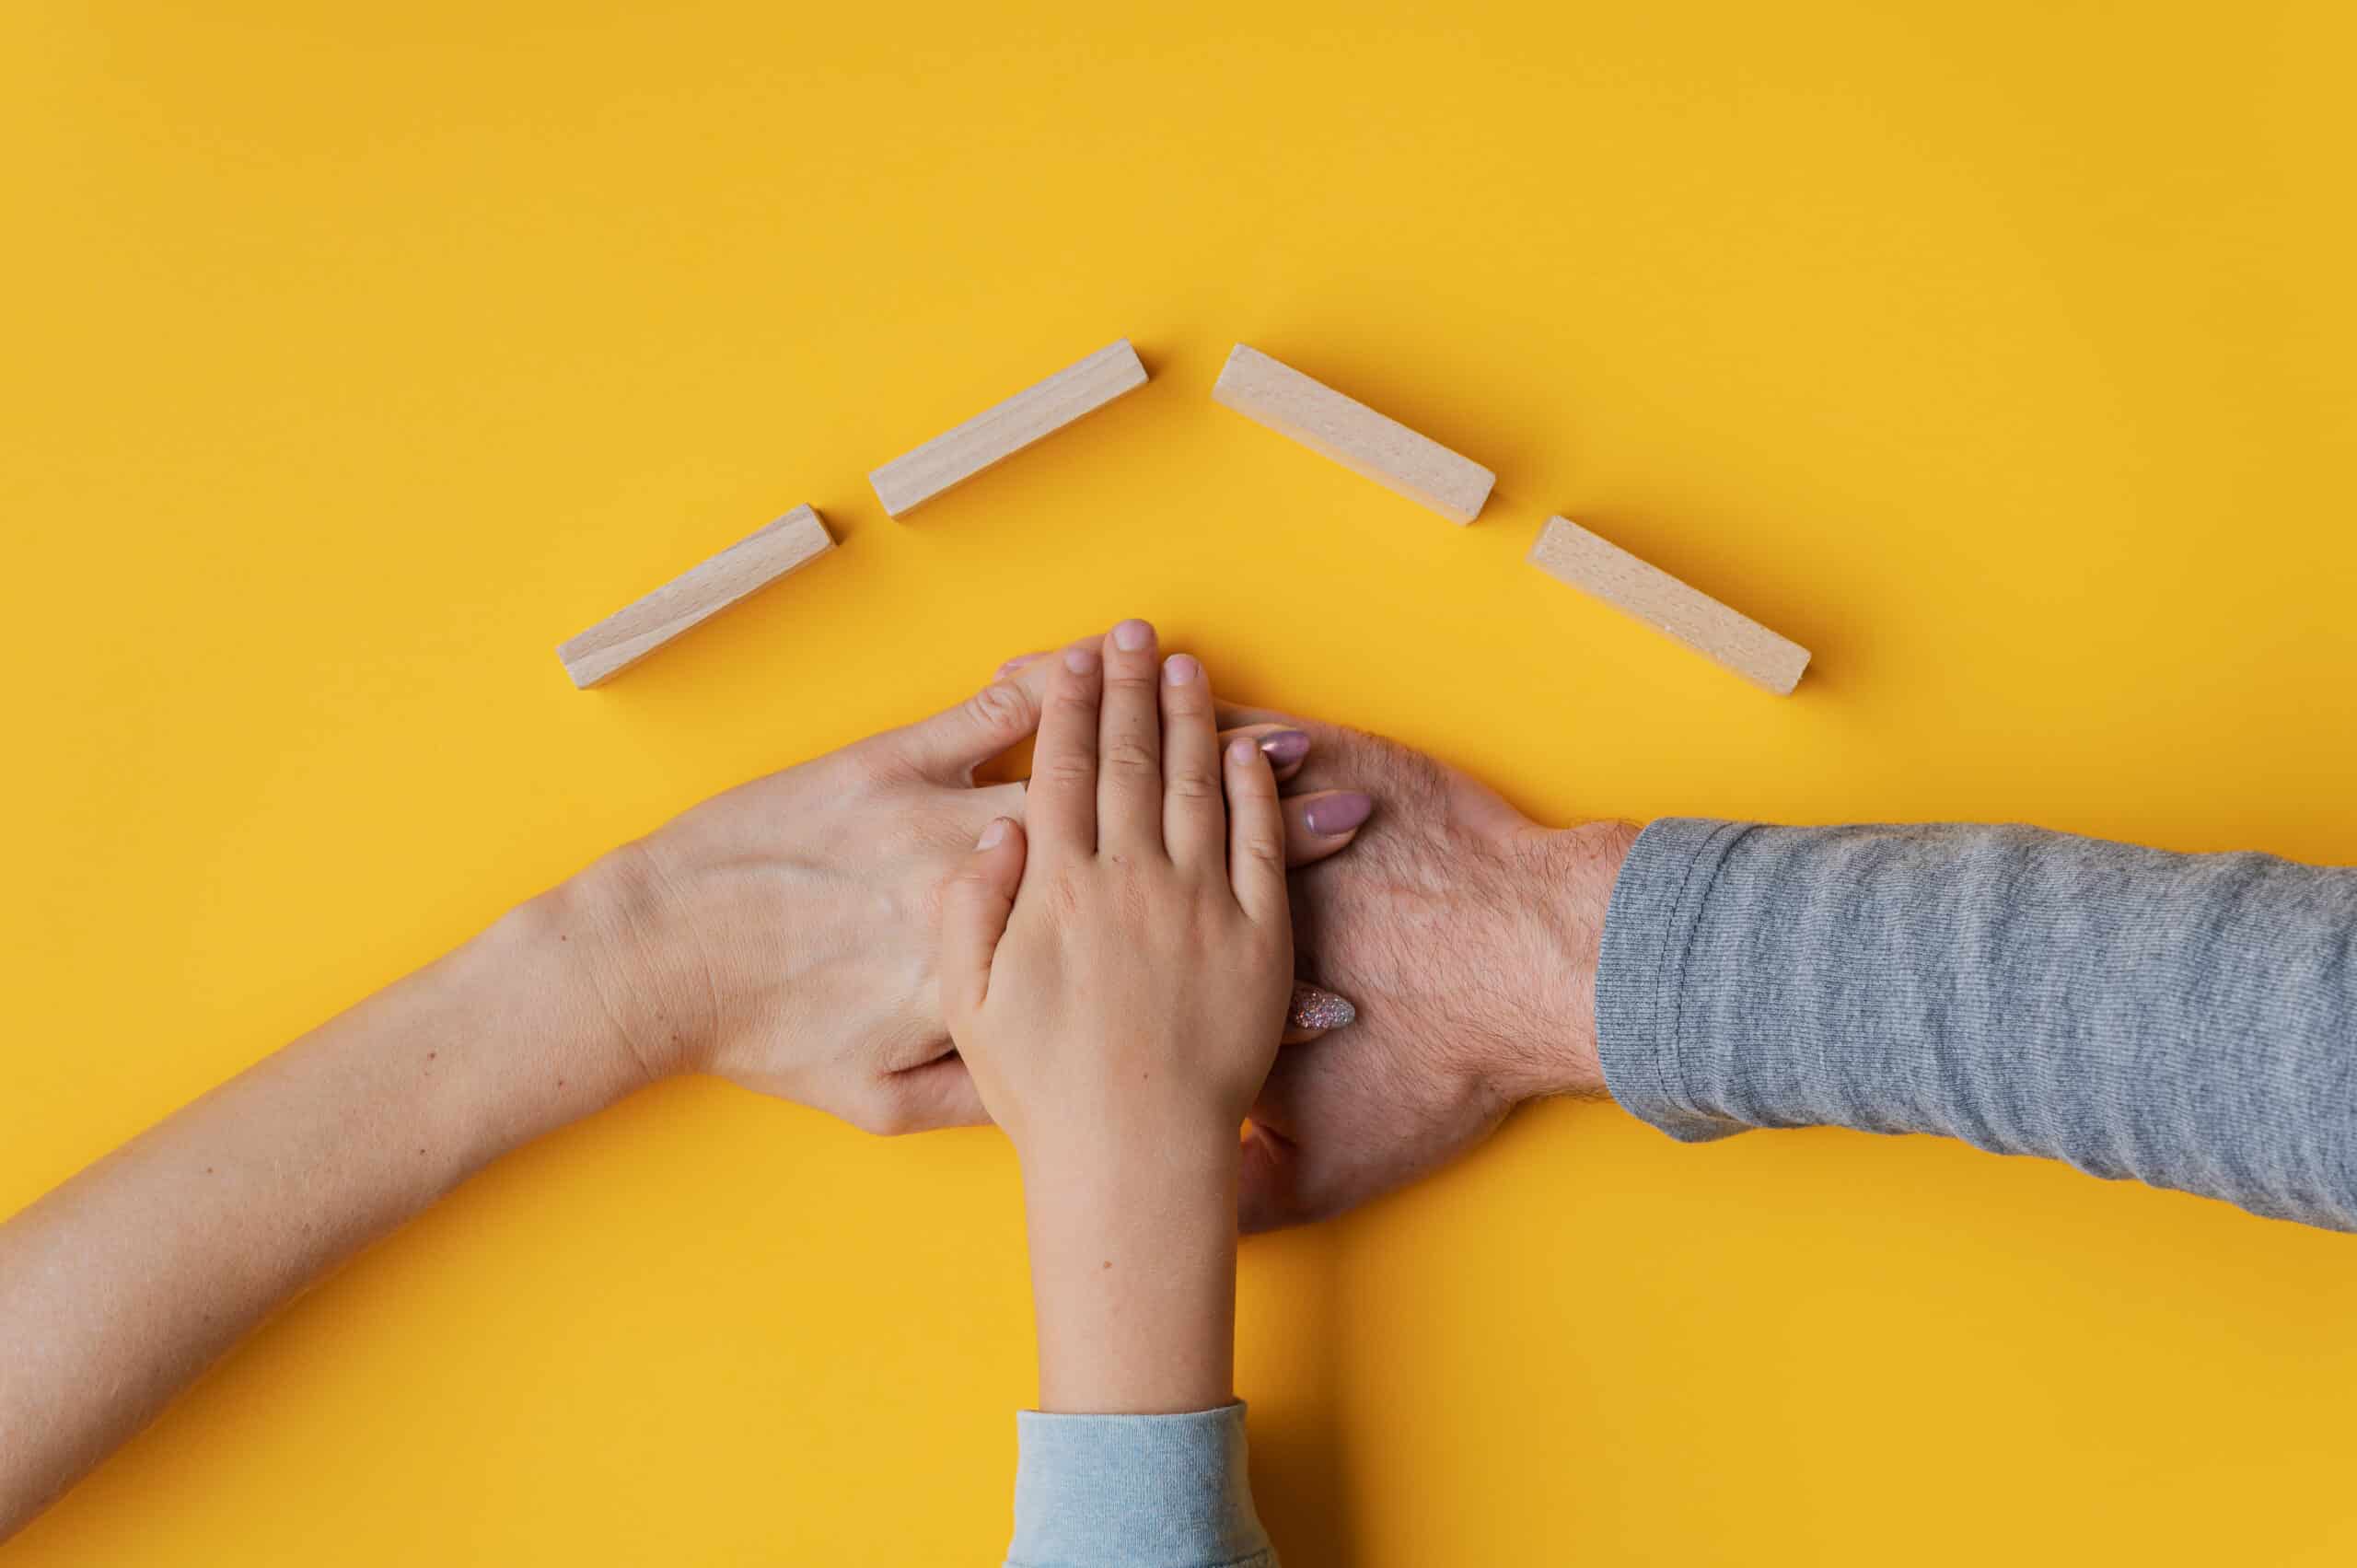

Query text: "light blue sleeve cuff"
[1007, 1402, 1275, 1568]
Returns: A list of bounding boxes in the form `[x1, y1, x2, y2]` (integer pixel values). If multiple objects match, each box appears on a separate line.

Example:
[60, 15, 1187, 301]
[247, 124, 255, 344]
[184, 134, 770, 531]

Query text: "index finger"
[1027, 645, 1105, 857]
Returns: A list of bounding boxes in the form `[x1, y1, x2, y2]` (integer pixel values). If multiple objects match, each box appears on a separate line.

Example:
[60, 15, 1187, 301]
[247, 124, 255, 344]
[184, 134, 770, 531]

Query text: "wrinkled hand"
[1212, 703, 1640, 1232]
[566, 635, 1364, 1137]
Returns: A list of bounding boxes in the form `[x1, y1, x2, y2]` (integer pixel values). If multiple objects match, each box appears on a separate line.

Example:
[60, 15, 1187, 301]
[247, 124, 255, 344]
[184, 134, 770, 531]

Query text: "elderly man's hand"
[1213, 703, 1640, 1232]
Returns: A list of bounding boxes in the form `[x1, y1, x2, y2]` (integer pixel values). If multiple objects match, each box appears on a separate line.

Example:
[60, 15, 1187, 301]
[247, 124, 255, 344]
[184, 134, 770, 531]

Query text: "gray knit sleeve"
[1594, 819, 2357, 1231]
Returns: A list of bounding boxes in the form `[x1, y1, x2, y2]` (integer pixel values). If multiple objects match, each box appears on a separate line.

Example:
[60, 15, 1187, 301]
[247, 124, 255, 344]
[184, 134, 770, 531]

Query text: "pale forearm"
[1024, 1143, 1237, 1416]
[0, 876, 645, 1537]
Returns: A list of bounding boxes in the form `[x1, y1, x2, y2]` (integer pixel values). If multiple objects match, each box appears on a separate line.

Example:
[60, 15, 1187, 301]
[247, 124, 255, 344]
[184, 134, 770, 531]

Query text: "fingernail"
[1063, 646, 1099, 674]
[995, 653, 1042, 679]
[1226, 736, 1260, 766]
[1303, 791, 1374, 836]
[1258, 729, 1310, 766]
[1163, 653, 1202, 686]
[977, 819, 1009, 849]
[1112, 618, 1155, 652]
[1289, 982, 1357, 1031]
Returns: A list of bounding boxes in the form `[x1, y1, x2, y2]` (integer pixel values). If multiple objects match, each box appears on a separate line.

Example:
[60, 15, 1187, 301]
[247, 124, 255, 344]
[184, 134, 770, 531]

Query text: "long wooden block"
[558, 505, 834, 689]
[1527, 516, 1810, 695]
[868, 339, 1148, 517]
[1210, 343, 1495, 525]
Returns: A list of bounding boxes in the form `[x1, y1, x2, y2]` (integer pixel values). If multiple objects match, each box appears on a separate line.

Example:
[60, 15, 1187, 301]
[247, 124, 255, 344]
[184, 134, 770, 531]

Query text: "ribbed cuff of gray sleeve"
[1007, 1402, 1274, 1568]
[1594, 816, 1755, 1142]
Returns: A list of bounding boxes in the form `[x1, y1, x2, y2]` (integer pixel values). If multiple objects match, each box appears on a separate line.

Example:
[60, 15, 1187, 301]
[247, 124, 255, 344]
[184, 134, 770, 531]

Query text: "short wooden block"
[558, 505, 834, 689]
[1527, 517, 1810, 695]
[1210, 343, 1495, 525]
[868, 339, 1148, 517]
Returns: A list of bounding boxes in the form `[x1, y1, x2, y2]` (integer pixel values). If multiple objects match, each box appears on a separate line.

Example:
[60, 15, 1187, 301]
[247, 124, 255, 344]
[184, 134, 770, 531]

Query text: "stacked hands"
[581, 617, 1635, 1234]
[9, 615, 2351, 1552]
[0, 612, 1643, 1539]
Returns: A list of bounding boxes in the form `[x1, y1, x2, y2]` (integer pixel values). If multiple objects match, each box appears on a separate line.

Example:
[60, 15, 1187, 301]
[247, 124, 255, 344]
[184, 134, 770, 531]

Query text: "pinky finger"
[1223, 734, 1288, 923]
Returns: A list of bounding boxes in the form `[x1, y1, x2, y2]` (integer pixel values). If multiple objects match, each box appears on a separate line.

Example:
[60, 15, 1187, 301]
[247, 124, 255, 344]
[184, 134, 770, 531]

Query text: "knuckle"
[963, 680, 1031, 735]
[1239, 831, 1285, 869]
[1047, 690, 1099, 729]
[1166, 767, 1220, 803]
[1103, 737, 1158, 775]
[1037, 753, 1095, 792]
[1048, 868, 1091, 918]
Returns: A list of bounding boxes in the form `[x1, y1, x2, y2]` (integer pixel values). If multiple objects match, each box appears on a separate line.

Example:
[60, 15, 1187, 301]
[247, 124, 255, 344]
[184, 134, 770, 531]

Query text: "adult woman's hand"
[570, 628, 1365, 1134]
[0, 624, 1367, 1540]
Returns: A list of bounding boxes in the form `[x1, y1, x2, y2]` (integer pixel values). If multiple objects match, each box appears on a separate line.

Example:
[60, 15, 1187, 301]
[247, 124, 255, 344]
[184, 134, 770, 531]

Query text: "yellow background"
[6, 1, 2355, 1562]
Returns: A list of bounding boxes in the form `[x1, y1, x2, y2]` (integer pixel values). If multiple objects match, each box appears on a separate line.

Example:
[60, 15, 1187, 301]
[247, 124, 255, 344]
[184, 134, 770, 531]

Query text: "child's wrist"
[1016, 1121, 1241, 1198]
[1018, 1135, 1241, 1416]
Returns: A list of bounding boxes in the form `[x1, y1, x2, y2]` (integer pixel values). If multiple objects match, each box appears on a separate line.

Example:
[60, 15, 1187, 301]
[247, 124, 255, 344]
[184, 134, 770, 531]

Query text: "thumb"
[883, 661, 1053, 783]
[885, 633, 1103, 782]
[940, 817, 1028, 1027]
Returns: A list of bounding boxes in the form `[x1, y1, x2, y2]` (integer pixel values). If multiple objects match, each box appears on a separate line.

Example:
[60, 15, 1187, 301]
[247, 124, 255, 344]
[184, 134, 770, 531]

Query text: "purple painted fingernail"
[1258, 729, 1310, 766]
[1289, 982, 1357, 1031]
[1302, 791, 1374, 837]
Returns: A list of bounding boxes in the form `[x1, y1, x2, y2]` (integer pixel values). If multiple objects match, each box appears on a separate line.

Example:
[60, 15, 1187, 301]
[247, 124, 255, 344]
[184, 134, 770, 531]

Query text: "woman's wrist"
[537, 845, 717, 1085]
[430, 877, 674, 1170]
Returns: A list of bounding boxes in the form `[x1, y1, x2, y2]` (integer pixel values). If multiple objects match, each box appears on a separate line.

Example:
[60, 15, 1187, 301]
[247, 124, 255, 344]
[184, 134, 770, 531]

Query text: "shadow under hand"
[1239, 1222, 1357, 1568]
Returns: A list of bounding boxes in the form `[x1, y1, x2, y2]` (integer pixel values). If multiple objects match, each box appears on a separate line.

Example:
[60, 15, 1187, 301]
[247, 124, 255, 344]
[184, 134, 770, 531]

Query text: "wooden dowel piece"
[1210, 343, 1495, 524]
[868, 339, 1148, 517]
[1527, 516, 1810, 695]
[557, 505, 834, 689]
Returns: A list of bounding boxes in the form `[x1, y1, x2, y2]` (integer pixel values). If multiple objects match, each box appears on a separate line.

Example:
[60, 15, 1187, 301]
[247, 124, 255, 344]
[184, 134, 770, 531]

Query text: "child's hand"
[943, 621, 1293, 1169]
[940, 619, 1291, 1412]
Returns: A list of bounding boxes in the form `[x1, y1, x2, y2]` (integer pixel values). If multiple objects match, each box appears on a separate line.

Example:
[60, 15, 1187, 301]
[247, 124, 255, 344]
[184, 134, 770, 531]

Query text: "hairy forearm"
[0, 875, 646, 1538]
[1023, 1140, 1238, 1416]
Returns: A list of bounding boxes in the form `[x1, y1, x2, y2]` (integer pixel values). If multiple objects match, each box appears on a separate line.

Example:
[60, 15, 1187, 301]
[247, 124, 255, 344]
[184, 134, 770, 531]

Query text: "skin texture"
[0, 635, 1363, 1541]
[944, 622, 1293, 1414]
[587, 652, 1354, 1131]
[1210, 702, 1642, 1235]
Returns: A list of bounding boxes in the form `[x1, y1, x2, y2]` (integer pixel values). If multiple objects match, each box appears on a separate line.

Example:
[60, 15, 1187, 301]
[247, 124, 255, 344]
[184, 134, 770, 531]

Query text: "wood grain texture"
[557, 505, 834, 689]
[1527, 516, 1810, 695]
[867, 339, 1148, 517]
[1210, 343, 1495, 524]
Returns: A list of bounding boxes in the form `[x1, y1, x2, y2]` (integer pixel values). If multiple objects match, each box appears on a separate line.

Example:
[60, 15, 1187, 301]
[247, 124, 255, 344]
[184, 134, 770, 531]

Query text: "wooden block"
[1527, 516, 1810, 695]
[1210, 343, 1495, 525]
[868, 339, 1148, 517]
[557, 505, 834, 689]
